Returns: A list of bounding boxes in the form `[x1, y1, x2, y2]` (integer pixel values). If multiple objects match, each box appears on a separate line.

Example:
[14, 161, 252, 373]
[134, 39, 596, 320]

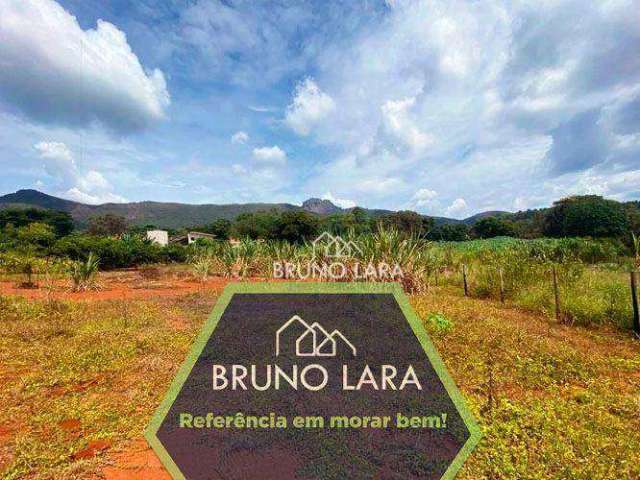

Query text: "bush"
[52, 234, 188, 269]
[426, 313, 454, 334]
[68, 253, 100, 291]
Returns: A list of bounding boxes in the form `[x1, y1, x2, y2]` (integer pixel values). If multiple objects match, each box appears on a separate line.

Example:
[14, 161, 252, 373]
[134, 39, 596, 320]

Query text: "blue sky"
[1, 0, 639, 218]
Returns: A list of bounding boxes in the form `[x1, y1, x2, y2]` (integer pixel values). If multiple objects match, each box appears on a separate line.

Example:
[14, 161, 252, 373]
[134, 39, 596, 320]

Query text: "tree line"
[1, 195, 639, 247]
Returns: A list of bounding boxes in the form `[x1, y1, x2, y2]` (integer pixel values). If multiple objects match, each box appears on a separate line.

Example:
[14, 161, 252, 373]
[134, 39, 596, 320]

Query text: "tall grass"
[184, 233, 635, 330]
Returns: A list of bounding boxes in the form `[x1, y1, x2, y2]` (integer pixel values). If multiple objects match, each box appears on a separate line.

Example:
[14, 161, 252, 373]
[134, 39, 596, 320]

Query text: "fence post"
[630, 271, 640, 337]
[462, 264, 469, 297]
[552, 266, 561, 322]
[499, 268, 505, 304]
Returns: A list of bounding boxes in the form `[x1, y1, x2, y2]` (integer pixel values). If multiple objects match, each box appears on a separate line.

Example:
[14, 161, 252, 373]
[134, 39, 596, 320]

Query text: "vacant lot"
[0, 270, 639, 479]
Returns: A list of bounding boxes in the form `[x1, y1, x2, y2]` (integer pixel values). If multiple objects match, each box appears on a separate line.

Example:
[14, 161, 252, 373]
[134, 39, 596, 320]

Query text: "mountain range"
[0, 189, 509, 229]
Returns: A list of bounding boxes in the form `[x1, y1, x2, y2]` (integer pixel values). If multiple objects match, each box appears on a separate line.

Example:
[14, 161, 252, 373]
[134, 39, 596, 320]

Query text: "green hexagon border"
[145, 282, 482, 480]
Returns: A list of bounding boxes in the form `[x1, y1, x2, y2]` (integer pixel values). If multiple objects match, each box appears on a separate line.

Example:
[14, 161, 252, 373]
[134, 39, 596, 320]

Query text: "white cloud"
[34, 141, 126, 204]
[322, 192, 356, 209]
[0, 0, 170, 133]
[34, 142, 74, 163]
[231, 131, 249, 144]
[411, 188, 439, 208]
[357, 177, 404, 195]
[231, 163, 248, 174]
[280, 0, 640, 213]
[78, 170, 110, 191]
[285, 78, 336, 136]
[252, 145, 287, 165]
[64, 187, 127, 204]
[34, 141, 77, 186]
[248, 105, 275, 113]
[445, 198, 468, 218]
[381, 96, 435, 151]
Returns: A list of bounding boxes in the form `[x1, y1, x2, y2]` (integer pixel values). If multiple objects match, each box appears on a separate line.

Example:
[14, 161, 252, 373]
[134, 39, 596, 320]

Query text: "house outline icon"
[311, 232, 363, 258]
[275, 315, 357, 358]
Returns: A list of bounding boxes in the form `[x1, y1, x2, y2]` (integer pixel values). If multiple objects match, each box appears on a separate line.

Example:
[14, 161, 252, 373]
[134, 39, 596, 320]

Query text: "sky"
[0, 0, 639, 219]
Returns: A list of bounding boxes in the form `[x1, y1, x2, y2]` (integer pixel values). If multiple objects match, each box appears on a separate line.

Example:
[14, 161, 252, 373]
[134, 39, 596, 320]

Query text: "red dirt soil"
[94, 439, 172, 480]
[0, 276, 230, 301]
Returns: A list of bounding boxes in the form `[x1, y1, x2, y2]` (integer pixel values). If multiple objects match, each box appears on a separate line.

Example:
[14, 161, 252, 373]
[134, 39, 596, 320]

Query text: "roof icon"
[275, 315, 356, 357]
[311, 232, 362, 258]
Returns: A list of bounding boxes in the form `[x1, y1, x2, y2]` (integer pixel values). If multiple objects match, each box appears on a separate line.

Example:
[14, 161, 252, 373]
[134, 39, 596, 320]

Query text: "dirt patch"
[97, 439, 172, 480]
[74, 440, 112, 460]
[0, 423, 18, 447]
[0, 276, 230, 302]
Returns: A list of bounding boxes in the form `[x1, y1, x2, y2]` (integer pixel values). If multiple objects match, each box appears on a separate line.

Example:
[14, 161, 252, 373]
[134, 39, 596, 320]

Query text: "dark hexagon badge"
[146, 283, 480, 480]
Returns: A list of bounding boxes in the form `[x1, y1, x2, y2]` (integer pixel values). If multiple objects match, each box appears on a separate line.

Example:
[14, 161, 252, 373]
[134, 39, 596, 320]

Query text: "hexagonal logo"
[146, 283, 480, 479]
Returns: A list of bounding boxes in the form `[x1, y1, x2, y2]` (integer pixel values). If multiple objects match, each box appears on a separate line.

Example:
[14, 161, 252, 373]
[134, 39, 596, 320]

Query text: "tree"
[206, 219, 232, 240]
[543, 195, 629, 238]
[426, 223, 470, 241]
[16, 222, 56, 248]
[232, 211, 280, 239]
[276, 211, 320, 243]
[321, 212, 372, 236]
[623, 202, 640, 235]
[379, 211, 434, 237]
[87, 214, 128, 237]
[472, 217, 516, 239]
[0, 208, 73, 237]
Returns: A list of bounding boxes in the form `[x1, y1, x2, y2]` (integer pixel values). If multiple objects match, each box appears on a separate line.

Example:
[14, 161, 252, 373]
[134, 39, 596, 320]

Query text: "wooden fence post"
[499, 268, 505, 304]
[462, 264, 469, 297]
[552, 266, 561, 322]
[630, 271, 640, 337]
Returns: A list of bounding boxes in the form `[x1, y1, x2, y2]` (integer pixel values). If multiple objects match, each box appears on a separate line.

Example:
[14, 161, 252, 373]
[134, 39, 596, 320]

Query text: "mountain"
[461, 211, 511, 225]
[0, 190, 299, 229]
[301, 198, 343, 215]
[0, 189, 504, 229]
[0, 189, 80, 212]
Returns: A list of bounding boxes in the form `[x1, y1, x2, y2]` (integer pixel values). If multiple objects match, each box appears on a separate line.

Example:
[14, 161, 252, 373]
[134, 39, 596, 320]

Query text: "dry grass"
[0, 278, 638, 479]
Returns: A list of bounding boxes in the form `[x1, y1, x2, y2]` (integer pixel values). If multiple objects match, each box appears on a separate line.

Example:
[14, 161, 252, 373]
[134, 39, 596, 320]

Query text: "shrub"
[52, 234, 188, 269]
[426, 313, 454, 334]
[68, 253, 100, 291]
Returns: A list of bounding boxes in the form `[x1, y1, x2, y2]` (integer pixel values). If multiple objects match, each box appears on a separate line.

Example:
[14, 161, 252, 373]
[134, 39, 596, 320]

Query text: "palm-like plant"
[69, 253, 100, 291]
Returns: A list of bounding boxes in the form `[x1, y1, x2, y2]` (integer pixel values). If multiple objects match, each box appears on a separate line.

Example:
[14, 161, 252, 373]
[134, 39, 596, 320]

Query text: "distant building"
[146, 230, 169, 247]
[187, 232, 216, 244]
[169, 231, 217, 245]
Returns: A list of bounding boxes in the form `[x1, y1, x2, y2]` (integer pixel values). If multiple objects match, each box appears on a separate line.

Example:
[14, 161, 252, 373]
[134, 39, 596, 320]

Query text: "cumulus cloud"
[34, 141, 77, 186]
[34, 141, 126, 204]
[0, 0, 170, 133]
[252, 145, 287, 165]
[285, 0, 640, 213]
[411, 188, 439, 209]
[64, 187, 127, 204]
[445, 198, 468, 218]
[381, 96, 435, 151]
[322, 192, 356, 209]
[285, 78, 336, 136]
[231, 131, 249, 144]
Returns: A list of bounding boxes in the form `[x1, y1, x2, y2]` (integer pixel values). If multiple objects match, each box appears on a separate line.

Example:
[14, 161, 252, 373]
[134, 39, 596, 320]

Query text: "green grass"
[0, 295, 204, 479]
[1, 285, 638, 479]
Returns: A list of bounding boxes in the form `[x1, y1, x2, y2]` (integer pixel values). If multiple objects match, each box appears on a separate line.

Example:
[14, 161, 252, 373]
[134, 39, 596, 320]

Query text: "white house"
[146, 230, 169, 247]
